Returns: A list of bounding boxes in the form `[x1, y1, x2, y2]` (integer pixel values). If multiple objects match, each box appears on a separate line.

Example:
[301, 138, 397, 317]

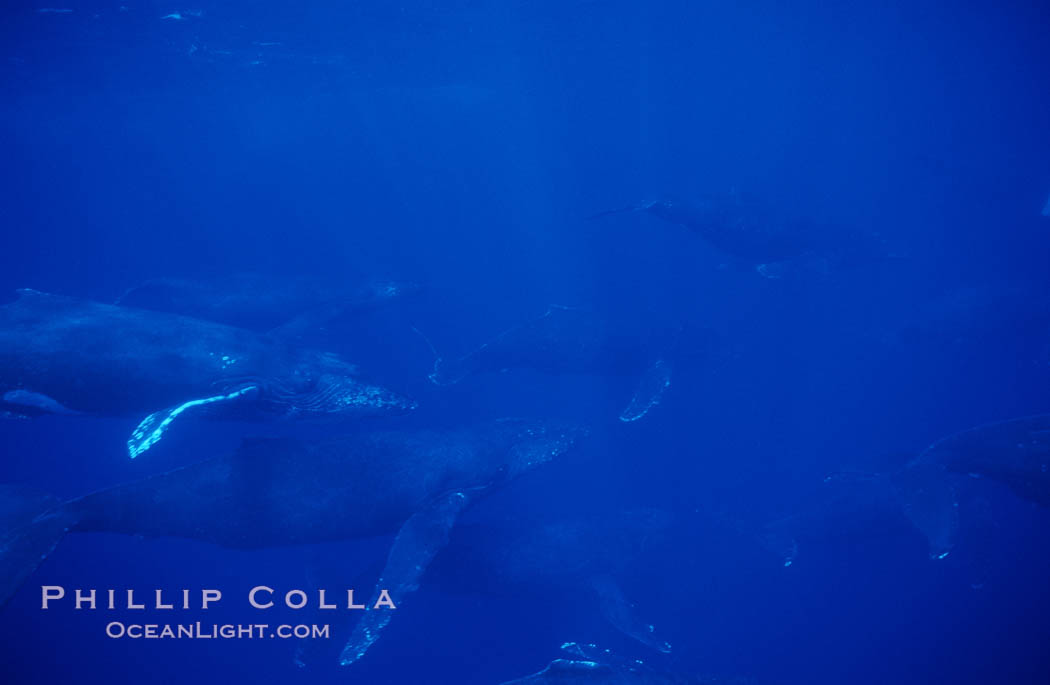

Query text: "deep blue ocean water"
[1, 1, 1049, 683]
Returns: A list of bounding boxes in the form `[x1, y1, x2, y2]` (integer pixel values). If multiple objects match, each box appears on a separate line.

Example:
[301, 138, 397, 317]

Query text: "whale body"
[591, 192, 889, 277]
[918, 414, 1050, 507]
[0, 418, 586, 665]
[429, 306, 712, 422]
[427, 508, 677, 654]
[116, 274, 420, 333]
[0, 289, 414, 457]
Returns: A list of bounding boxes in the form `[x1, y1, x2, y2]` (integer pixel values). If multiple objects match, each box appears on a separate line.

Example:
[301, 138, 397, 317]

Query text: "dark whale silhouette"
[296, 507, 715, 668]
[0, 418, 587, 666]
[427, 305, 713, 422]
[116, 274, 421, 333]
[590, 192, 888, 277]
[428, 509, 676, 654]
[916, 414, 1050, 507]
[0, 289, 414, 458]
[764, 414, 1050, 567]
[758, 470, 958, 566]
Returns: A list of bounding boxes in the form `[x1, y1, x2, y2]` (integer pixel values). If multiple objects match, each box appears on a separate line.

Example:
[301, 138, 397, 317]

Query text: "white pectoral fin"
[590, 574, 672, 654]
[127, 386, 257, 459]
[338, 490, 474, 667]
[618, 359, 672, 423]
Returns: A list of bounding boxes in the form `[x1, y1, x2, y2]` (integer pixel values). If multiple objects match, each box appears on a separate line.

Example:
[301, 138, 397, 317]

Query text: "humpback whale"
[765, 414, 1050, 567]
[841, 414, 1050, 566]
[435, 509, 675, 654]
[427, 305, 712, 422]
[0, 419, 586, 665]
[116, 274, 421, 334]
[759, 468, 958, 566]
[590, 192, 887, 277]
[0, 289, 414, 458]
[915, 414, 1050, 507]
[295, 507, 714, 668]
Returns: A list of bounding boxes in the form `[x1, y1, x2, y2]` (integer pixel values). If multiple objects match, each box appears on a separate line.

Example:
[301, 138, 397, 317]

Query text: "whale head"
[286, 373, 418, 418]
[257, 351, 416, 419]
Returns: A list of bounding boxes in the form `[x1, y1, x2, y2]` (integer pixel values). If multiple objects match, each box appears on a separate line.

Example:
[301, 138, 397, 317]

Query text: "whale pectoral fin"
[0, 485, 78, 609]
[338, 489, 474, 667]
[618, 359, 672, 423]
[501, 658, 618, 683]
[894, 462, 958, 560]
[127, 386, 258, 459]
[294, 558, 385, 670]
[2, 390, 81, 416]
[589, 574, 672, 654]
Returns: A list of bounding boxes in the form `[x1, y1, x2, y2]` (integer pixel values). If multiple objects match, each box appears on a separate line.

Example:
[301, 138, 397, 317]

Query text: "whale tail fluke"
[0, 485, 77, 608]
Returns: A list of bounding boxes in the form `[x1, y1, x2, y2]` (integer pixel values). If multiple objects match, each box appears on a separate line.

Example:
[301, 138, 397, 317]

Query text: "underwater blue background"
[2, 1, 1050, 683]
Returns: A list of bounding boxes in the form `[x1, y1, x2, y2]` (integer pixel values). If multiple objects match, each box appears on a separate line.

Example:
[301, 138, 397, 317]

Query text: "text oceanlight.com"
[105, 622, 330, 639]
